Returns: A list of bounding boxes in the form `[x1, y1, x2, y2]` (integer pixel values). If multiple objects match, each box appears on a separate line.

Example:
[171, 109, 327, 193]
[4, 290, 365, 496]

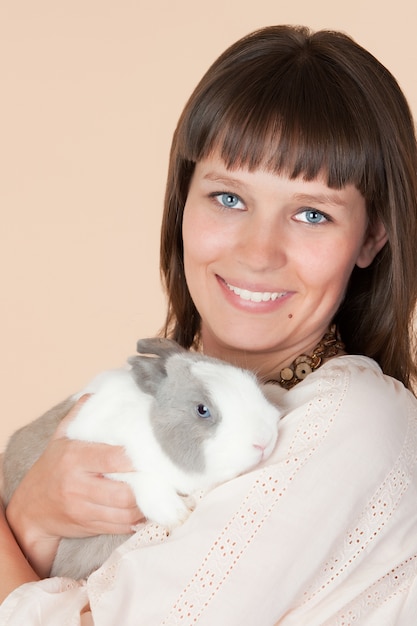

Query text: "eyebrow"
[294, 193, 350, 208]
[203, 171, 350, 208]
[202, 172, 248, 188]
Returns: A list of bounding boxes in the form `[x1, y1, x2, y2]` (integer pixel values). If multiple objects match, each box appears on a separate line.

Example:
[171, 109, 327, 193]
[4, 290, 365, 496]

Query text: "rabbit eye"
[196, 404, 211, 418]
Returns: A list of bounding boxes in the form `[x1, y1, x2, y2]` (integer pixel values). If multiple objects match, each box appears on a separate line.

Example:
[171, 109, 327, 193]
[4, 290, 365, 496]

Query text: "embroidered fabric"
[2, 355, 417, 625]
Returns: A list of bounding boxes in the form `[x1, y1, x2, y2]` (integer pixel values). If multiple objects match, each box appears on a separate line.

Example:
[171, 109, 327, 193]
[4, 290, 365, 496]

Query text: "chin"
[208, 329, 280, 357]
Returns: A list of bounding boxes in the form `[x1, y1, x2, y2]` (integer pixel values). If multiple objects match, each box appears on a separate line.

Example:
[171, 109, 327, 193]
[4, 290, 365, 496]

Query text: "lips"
[225, 280, 287, 303]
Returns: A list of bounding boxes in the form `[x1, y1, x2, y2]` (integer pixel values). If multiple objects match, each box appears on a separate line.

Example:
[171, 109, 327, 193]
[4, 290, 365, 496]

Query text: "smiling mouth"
[225, 281, 287, 303]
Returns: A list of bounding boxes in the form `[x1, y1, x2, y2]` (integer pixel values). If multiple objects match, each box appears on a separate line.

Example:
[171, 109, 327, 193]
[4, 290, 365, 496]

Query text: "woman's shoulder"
[267, 354, 417, 466]
[309, 354, 417, 427]
[319, 354, 416, 408]
[268, 353, 416, 413]
[309, 356, 416, 460]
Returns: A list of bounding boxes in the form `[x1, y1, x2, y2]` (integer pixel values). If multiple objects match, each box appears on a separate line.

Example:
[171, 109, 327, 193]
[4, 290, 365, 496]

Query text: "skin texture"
[182, 155, 387, 378]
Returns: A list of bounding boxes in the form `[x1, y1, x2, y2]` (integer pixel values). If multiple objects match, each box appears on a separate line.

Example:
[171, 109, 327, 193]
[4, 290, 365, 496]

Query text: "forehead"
[192, 154, 365, 208]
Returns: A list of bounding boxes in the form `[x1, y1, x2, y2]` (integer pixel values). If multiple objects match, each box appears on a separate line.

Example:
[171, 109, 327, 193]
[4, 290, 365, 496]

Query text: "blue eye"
[196, 404, 211, 418]
[297, 209, 328, 224]
[221, 193, 239, 207]
[215, 193, 244, 209]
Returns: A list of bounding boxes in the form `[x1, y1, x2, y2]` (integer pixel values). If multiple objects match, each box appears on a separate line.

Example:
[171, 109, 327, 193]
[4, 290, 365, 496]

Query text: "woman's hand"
[5, 397, 144, 577]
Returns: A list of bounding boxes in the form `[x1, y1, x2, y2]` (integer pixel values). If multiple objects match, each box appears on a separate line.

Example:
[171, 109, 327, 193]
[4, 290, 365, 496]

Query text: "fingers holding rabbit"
[4, 397, 144, 576]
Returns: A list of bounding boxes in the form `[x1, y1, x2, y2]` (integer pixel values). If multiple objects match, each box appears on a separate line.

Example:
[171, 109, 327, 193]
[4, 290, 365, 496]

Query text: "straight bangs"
[176, 50, 386, 205]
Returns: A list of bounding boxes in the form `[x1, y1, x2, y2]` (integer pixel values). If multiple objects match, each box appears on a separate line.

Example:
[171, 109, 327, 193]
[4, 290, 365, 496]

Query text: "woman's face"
[182, 154, 386, 375]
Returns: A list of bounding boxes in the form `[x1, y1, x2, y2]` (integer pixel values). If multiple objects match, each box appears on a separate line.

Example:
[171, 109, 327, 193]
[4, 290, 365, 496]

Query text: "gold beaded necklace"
[266, 324, 345, 390]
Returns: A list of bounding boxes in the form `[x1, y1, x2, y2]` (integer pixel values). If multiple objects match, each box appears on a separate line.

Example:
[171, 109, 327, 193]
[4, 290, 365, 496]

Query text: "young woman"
[1, 25, 417, 624]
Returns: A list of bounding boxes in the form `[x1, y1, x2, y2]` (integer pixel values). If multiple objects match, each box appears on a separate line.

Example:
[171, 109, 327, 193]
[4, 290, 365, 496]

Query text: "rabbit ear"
[136, 337, 185, 358]
[127, 354, 168, 396]
[128, 338, 185, 396]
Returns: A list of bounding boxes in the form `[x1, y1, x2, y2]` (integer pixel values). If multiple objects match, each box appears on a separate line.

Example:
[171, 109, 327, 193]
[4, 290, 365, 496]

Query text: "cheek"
[182, 206, 214, 290]
[182, 205, 229, 266]
[182, 208, 207, 268]
[298, 240, 358, 295]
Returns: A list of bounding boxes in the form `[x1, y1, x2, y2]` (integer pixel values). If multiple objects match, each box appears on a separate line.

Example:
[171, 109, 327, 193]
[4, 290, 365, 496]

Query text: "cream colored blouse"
[1, 355, 417, 625]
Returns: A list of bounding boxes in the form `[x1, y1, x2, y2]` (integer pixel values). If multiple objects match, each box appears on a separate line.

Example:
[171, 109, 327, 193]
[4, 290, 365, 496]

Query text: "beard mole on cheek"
[288, 314, 293, 319]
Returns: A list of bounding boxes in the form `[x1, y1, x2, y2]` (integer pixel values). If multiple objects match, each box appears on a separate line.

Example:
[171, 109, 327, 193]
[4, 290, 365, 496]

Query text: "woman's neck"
[200, 325, 345, 387]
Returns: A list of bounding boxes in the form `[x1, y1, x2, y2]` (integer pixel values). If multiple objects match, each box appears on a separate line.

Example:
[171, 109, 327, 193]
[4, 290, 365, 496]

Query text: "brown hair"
[160, 25, 417, 389]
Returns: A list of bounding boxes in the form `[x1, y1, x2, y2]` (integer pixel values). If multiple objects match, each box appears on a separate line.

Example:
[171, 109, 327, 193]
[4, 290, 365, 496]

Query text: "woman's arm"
[0, 454, 39, 602]
[1, 501, 92, 621]
[4, 399, 144, 578]
[0, 492, 39, 603]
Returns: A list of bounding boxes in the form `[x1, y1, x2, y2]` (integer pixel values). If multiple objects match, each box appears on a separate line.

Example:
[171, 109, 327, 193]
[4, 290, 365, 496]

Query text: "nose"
[253, 443, 266, 460]
[253, 420, 278, 461]
[237, 218, 286, 272]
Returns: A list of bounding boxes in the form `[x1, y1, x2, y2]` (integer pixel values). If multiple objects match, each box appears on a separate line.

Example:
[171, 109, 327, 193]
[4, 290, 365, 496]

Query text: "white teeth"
[226, 282, 284, 303]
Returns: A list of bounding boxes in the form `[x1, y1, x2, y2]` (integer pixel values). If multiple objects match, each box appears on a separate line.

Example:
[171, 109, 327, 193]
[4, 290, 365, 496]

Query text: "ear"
[136, 337, 185, 358]
[127, 355, 168, 395]
[129, 338, 185, 395]
[355, 219, 388, 269]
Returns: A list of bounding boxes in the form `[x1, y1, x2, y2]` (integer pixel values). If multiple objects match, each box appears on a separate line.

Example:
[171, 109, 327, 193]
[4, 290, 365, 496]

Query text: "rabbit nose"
[253, 443, 267, 460]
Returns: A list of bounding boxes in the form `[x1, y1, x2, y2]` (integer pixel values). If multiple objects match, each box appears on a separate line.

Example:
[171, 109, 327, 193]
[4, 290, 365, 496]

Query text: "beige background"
[1, 0, 416, 448]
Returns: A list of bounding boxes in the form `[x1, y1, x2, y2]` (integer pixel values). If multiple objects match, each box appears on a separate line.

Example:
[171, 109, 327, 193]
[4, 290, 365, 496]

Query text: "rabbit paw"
[107, 471, 193, 529]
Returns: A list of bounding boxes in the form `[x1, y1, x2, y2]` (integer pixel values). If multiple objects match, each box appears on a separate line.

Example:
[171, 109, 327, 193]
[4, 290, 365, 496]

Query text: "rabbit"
[2, 337, 281, 580]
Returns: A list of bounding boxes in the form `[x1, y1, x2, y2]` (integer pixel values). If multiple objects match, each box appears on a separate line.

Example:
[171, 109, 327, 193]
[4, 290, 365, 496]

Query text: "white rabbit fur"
[3, 338, 281, 580]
